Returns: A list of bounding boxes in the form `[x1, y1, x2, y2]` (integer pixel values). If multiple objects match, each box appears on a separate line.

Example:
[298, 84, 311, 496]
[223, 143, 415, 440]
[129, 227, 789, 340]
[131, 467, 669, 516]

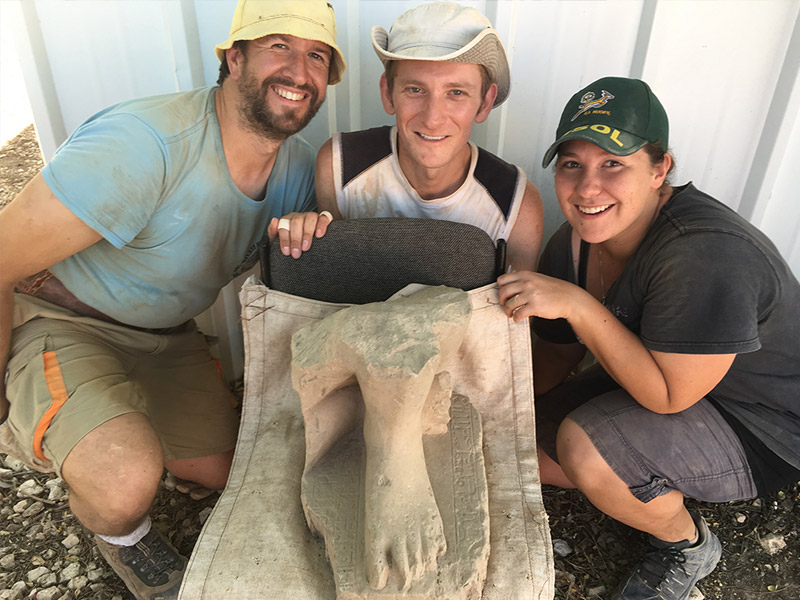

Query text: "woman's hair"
[642, 142, 676, 187]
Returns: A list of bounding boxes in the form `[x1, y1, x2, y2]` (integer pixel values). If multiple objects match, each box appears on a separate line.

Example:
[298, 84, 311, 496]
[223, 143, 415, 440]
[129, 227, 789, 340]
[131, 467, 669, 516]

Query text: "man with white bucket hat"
[278, 1, 544, 273]
[0, 1, 344, 598]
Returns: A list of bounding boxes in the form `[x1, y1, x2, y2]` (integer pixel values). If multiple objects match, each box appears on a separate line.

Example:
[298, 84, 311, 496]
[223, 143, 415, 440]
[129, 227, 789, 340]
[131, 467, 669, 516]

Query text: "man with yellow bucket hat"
[0, 2, 344, 598]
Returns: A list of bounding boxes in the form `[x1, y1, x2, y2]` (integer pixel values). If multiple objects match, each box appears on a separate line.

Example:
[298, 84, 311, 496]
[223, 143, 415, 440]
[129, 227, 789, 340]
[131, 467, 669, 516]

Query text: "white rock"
[61, 534, 80, 550]
[25, 525, 42, 539]
[21, 502, 44, 518]
[85, 569, 104, 583]
[26, 566, 50, 582]
[33, 588, 61, 600]
[586, 585, 606, 598]
[552, 538, 572, 557]
[59, 563, 81, 582]
[43, 478, 63, 489]
[0, 555, 14, 569]
[0, 588, 23, 600]
[0, 468, 12, 480]
[11, 500, 28, 514]
[735, 512, 747, 523]
[29, 557, 45, 567]
[66, 576, 87, 590]
[38, 572, 57, 587]
[688, 586, 705, 600]
[759, 533, 787, 555]
[16, 480, 44, 497]
[3, 457, 26, 472]
[47, 486, 64, 502]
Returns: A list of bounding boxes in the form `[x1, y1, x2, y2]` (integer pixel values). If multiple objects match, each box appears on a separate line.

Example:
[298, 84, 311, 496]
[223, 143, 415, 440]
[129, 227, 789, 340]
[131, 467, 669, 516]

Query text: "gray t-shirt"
[534, 183, 800, 473]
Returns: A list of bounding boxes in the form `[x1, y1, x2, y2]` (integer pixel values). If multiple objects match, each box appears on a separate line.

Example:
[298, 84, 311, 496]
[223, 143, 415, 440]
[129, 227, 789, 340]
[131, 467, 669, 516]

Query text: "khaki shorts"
[1, 294, 240, 476]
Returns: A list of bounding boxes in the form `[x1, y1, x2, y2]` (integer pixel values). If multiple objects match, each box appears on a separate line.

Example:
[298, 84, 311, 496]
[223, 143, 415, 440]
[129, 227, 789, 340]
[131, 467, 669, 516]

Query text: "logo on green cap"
[571, 90, 615, 122]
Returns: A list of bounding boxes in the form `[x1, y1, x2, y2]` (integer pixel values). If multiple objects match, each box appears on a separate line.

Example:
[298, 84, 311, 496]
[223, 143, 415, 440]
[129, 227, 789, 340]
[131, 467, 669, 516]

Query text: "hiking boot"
[612, 510, 722, 600]
[95, 527, 187, 600]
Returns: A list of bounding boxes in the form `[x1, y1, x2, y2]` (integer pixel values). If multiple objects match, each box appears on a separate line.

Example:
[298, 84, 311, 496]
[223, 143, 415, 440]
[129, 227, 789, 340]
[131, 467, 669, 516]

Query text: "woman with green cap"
[498, 76, 800, 600]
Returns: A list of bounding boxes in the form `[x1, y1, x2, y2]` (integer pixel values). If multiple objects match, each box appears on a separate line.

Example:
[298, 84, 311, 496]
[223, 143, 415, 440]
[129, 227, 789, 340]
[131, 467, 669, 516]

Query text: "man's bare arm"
[314, 138, 343, 220]
[0, 173, 102, 418]
[505, 180, 544, 273]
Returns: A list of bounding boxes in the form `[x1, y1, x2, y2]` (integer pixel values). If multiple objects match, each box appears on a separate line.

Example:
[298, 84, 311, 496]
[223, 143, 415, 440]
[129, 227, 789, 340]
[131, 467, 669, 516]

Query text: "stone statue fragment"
[292, 286, 490, 599]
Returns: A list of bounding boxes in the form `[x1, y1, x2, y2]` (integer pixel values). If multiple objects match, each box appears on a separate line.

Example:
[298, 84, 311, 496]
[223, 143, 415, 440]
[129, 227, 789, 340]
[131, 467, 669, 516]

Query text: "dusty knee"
[66, 460, 161, 528]
[555, 418, 609, 487]
[62, 414, 164, 525]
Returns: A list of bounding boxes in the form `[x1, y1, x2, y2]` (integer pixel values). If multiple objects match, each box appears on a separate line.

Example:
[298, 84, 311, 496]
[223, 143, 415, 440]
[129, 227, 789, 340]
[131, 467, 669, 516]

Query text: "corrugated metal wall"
[4, 0, 799, 381]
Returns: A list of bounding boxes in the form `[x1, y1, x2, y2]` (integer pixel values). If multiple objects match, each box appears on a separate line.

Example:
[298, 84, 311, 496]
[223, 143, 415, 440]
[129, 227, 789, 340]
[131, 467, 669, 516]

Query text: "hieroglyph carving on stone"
[291, 286, 490, 598]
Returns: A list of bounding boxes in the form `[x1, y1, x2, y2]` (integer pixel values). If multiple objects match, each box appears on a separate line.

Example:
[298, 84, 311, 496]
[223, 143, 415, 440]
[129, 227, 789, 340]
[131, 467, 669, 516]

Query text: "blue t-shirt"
[42, 86, 315, 328]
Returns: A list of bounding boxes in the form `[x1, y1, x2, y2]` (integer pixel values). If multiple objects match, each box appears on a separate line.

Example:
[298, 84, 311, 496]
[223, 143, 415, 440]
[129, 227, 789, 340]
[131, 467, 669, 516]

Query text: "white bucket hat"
[371, 1, 510, 106]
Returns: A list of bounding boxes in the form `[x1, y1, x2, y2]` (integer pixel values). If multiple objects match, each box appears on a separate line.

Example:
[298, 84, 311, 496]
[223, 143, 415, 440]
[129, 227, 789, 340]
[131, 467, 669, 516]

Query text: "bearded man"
[0, 1, 345, 598]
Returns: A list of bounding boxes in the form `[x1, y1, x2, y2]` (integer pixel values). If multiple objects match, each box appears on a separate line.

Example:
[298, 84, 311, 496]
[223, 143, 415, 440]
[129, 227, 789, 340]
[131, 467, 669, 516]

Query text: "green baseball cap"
[541, 76, 668, 168]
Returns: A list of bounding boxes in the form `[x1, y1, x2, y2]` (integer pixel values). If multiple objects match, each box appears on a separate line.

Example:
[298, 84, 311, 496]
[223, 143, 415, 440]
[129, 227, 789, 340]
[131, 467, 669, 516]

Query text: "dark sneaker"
[612, 510, 722, 600]
[95, 527, 187, 600]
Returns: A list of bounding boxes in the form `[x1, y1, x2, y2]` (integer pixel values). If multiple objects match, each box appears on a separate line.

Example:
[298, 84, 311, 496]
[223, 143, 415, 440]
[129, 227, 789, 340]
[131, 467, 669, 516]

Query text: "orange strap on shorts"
[33, 351, 69, 461]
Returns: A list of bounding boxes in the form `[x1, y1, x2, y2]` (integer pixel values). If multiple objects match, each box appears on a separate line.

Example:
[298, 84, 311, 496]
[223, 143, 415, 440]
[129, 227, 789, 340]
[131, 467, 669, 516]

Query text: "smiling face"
[230, 34, 330, 140]
[380, 60, 496, 197]
[554, 139, 671, 249]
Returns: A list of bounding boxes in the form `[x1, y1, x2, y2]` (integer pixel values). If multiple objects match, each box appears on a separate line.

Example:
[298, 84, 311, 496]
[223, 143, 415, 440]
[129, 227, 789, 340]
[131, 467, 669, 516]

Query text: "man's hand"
[266, 211, 334, 259]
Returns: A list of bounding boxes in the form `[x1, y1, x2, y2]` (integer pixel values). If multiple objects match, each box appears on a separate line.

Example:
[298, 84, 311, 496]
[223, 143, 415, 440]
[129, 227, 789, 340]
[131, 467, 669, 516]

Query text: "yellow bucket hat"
[215, 0, 346, 85]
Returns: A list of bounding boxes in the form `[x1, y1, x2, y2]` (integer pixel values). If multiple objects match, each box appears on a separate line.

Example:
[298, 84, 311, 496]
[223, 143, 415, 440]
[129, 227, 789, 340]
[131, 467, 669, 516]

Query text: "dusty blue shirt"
[42, 86, 315, 328]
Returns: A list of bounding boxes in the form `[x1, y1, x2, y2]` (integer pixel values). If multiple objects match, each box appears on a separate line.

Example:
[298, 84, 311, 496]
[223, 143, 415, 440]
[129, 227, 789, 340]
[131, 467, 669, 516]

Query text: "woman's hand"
[497, 270, 594, 323]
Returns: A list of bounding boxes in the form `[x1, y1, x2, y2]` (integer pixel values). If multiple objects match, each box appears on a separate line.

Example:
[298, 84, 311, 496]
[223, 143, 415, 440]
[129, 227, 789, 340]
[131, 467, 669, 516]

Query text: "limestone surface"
[291, 286, 489, 598]
[302, 394, 490, 599]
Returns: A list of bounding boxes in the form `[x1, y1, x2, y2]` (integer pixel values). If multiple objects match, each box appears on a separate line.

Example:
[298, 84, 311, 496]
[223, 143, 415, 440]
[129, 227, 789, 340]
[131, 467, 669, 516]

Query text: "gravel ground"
[1, 126, 798, 600]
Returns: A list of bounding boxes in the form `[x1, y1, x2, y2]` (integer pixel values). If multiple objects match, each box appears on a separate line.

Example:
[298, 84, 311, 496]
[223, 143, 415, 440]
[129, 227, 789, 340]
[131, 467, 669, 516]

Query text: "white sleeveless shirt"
[332, 126, 525, 243]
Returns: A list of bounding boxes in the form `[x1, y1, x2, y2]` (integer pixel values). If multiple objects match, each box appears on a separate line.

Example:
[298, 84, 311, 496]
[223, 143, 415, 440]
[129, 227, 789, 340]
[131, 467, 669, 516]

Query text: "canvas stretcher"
[179, 278, 554, 599]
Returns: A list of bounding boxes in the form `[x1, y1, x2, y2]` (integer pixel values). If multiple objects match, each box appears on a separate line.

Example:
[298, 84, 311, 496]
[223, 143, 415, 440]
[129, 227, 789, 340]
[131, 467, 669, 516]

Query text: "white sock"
[97, 515, 152, 547]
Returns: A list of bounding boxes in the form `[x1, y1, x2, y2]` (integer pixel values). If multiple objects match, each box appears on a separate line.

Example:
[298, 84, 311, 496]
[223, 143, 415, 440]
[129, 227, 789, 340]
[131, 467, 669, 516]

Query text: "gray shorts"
[536, 364, 758, 503]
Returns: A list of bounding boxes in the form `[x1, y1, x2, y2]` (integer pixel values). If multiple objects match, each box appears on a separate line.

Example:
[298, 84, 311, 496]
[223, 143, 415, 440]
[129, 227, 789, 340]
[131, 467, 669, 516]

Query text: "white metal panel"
[643, 0, 799, 212]
[489, 0, 647, 238]
[33, 1, 181, 139]
[4, 0, 800, 381]
[752, 78, 800, 272]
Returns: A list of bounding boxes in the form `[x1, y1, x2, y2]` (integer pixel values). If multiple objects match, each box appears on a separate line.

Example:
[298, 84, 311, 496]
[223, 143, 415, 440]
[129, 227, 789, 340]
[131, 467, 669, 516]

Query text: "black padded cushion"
[265, 218, 498, 304]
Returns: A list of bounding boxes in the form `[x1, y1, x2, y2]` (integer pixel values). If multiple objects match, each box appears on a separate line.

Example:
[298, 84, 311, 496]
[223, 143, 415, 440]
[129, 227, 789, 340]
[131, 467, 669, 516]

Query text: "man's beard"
[237, 67, 323, 141]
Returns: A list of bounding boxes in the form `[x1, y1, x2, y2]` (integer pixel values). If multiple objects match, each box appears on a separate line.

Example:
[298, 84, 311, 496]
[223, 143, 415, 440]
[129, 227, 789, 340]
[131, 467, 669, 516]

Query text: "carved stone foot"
[292, 286, 489, 598]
